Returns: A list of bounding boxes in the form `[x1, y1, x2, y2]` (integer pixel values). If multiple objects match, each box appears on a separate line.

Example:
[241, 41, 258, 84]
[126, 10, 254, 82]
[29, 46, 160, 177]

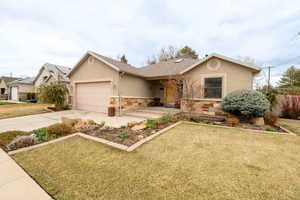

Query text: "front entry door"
[165, 84, 176, 107]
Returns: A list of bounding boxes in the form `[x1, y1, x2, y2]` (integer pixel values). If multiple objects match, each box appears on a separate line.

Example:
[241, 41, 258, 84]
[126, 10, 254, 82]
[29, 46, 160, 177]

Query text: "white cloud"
[0, 0, 300, 82]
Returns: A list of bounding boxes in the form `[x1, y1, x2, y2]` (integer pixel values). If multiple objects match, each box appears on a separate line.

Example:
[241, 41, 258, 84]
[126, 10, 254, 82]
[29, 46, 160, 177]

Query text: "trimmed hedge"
[221, 89, 270, 118]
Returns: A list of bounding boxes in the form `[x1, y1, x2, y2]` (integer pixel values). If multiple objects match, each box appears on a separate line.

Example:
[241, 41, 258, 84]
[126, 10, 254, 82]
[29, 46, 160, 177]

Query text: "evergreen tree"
[176, 45, 198, 59]
[278, 66, 300, 87]
[120, 54, 128, 64]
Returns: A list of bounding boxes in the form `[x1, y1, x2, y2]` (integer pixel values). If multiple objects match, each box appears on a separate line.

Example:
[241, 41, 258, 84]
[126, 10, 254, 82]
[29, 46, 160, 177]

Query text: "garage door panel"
[75, 82, 111, 113]
[11, 87, 18, 101]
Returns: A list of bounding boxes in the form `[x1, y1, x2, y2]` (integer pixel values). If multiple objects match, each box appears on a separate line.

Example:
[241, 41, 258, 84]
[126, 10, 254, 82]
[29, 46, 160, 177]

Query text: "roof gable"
[180, 53, 261, 74]
[68, 51, 145, 77]
[34, 63, 71, 84]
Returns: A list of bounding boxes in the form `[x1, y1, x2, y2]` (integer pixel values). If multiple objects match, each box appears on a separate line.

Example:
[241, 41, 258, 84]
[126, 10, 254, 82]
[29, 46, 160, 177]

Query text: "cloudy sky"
[0, 0, 300, 86]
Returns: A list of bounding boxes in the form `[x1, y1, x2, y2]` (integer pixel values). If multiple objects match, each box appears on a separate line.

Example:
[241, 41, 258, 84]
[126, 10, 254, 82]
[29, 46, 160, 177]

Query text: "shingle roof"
[9, 77, 34, 85]
[135, 58, 199, 77]
[90, 51, 199, 77]
[0, 76, 20, 84]
[90, 52, 145, 76]
[69, 51, 261, 79]
[34, 63, 71, 83]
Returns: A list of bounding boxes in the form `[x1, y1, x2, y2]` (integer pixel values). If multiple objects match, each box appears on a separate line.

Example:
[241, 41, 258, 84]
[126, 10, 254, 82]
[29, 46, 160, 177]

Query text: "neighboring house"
[8, 77, 35, 101]
[0, 76, 20, 99]
[68, 51, 261, 115]
[33, 63, 71, 90]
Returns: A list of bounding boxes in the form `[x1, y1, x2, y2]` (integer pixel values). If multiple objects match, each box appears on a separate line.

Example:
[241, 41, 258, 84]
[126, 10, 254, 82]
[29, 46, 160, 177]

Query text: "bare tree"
[237, 56, 258, 66]
[146, 45, 178, 64]
[146, 55, 157, 65]
[165, 74, 203, 118]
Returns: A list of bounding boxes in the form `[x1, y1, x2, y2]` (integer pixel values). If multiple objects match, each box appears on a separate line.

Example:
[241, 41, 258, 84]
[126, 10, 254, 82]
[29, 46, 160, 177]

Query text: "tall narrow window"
[204, 77, 222, 98]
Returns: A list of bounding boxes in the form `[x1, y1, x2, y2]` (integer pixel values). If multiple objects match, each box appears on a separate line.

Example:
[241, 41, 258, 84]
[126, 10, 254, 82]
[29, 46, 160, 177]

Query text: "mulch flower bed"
[83, 121, 173, 147]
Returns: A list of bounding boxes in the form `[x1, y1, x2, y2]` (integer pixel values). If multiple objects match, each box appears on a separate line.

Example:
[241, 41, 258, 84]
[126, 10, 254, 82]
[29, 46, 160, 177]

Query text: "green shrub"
[221, 89, 270, 119]
[146, 119, 158, 129]
[46, 123, 72, 137]
[26, 92, 36, 100]
[118, 132, 129, 139]
[160, 114, 177, 123]
[265, 127, 277, 132]
[32, 128, 47, 141]
[37, 83, 69, 108]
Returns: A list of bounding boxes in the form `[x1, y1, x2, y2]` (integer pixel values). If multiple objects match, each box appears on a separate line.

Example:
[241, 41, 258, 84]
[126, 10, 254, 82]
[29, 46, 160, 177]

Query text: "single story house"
[0, 76, 20, 99]
[68, 51, 261, 115]
[8, 77, 35, 101]
[34, 63, 71, 91]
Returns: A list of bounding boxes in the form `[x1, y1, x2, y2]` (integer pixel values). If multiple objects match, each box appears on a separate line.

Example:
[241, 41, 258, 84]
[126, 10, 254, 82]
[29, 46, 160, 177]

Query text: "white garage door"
[11, 87, 18, 101]
[75, 82, 112, 113]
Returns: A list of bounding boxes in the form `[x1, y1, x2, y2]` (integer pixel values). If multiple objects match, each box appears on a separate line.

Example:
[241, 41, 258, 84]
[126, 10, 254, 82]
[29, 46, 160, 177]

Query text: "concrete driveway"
[0, 110, 145, 133]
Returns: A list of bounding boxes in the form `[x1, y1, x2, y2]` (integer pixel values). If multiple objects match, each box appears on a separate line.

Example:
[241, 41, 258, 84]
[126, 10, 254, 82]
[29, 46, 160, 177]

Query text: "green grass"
[0, 102, 17, 105]
[0, 103, 51, 119]
[13, 124, 300, 200]
[0, 130, 30, 150]
[278, 118, 300, 136]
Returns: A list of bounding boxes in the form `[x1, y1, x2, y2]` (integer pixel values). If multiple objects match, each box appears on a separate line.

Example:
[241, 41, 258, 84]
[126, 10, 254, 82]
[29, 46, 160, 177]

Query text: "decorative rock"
[137, 135, 144, 140]
[7, 134, 37, 151]
[131, 124, 146, 131]
[128, 121, 138, 128]
[251, 117, 265, 126]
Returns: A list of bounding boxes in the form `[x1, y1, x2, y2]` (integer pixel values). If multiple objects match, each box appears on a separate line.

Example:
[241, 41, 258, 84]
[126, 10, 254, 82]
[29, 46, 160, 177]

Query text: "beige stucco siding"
[119, 74, 152, 97]
[70, 56, 152, 98]
[184, 57, 255, 98]
[18, 84, 35, 93]
[34, 68, 49, 89]
[69, 56, 119, 96]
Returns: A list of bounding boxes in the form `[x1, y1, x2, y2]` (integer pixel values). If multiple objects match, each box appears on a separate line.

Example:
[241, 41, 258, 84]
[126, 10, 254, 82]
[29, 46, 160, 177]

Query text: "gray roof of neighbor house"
[9, 77, 35, 85]
[68, 51, 261, 79]
[0, 76, 20, 84]
[34, 63, 72, 83]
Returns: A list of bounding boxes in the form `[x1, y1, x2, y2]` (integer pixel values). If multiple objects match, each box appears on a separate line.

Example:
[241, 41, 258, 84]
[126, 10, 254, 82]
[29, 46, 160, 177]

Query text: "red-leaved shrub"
[264, 113, 278, 126]
[281, 95, 300, 119]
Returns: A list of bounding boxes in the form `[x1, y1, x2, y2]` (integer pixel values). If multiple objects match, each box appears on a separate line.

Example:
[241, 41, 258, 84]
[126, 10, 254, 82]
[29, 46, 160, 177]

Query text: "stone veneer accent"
[181, 99, 226, 116]
[110, 97, 154, 111]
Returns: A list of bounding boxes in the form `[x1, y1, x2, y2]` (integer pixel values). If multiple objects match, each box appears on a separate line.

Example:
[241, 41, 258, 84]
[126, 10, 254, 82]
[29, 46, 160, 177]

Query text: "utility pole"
[267, 66, 276, 90]
[262, 66, 275, 90]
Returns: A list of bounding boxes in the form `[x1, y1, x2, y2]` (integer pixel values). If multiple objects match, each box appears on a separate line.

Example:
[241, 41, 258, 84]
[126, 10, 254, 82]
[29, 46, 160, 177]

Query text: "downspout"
[118, 72, 125, 116]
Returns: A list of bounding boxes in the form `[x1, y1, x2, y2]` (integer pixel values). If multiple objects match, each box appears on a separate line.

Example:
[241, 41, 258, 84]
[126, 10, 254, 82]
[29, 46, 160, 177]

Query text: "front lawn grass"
[13, 123, 300, 200]
[278, 118, 300, 136]
[0, 103, 51, 119]
[0, 102, 17, 105]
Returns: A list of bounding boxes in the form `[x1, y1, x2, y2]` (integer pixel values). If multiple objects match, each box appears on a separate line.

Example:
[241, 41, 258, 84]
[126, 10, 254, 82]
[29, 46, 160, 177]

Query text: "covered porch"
[149, 79, 181, 108]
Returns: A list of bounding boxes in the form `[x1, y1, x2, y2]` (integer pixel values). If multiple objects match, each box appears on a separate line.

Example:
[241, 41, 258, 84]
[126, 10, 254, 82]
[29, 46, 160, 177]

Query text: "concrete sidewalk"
[0, 149, 52, 200]
[0, 110, 145, 133]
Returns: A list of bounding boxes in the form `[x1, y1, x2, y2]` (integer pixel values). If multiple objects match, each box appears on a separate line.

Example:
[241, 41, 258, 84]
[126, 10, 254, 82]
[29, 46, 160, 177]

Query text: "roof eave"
[67, 51, 120, 78]
[179, 53, 261, 74]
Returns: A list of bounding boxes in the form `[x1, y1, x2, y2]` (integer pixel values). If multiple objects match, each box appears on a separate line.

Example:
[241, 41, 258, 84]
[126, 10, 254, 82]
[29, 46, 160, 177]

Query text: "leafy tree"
[176, 45, 198, 59]
[37, 83, 69, 108]
[278, 66, 300, 87]
[120, 54, 128, 64]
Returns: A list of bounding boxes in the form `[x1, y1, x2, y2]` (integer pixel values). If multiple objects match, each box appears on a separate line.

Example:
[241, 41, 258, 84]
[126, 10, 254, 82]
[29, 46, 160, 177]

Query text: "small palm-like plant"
[37, 83, 69, 108]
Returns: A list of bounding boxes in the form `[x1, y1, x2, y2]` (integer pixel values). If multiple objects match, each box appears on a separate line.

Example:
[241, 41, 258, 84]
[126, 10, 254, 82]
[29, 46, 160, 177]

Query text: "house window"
[204, 77, 222, 98]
